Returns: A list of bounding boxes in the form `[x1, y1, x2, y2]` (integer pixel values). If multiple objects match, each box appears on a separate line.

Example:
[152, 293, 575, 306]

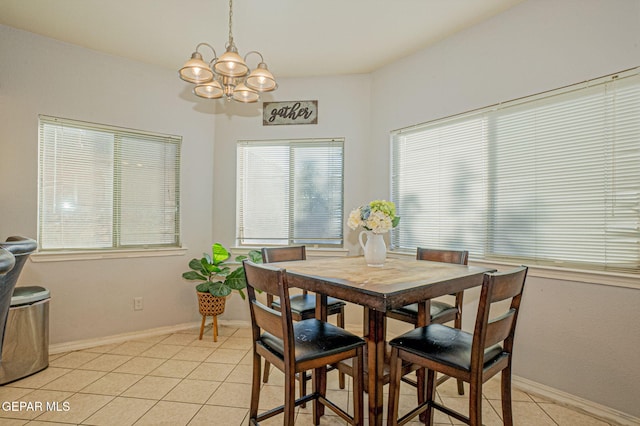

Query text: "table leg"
[366, 308, 386, 426]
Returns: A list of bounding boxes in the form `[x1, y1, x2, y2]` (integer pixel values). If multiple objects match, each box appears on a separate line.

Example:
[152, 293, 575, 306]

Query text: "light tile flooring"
[0, 324, 615, 425]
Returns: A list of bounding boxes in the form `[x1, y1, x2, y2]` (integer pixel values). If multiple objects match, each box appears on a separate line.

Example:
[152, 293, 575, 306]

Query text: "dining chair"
[386, 247, 469, 395]
[386, 266, 528, 426]
[243, 260, 365, 426]
[261, 246, 347, 394]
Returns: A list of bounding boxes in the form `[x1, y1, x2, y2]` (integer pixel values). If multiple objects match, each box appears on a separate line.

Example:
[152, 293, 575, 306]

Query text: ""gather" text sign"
[263, 100, 318, 126]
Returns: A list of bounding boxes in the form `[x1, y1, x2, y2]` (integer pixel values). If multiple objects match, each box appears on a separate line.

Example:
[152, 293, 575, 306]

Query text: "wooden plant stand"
[197, 292, 226, 342]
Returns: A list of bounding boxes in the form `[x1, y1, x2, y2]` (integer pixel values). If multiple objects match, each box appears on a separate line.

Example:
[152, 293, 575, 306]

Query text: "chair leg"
[386, 348, 402, 426]
[454, 302, 465, 395]
[262, 360, 271, 383]
[249, 351, 261, 423]
[337, 309, 346, 389]
[198, 315, 206, 340]
[352, 346, 364, 425]
[311, 364, 328, 424]
[501, 366, 514, 426]
[300, 370, 307, 408]
[425, 369, 437, 426]
[212, 315, 218, 342]
[468, 377, 483, 426]
[312, 366, 323, 426]
[285, 367, 296, 426]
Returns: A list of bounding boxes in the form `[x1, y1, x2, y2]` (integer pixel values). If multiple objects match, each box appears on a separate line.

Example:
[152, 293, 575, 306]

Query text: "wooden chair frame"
[386, 247, 469, 395]
[261, 246, 346, 395]
[244, 260, 364, 426]
[387, 266, 528, 426]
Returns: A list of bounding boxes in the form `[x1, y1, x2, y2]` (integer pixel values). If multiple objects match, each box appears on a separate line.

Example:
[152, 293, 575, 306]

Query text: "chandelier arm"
[195, 42, 218, 61]
[243, 50, 265, 64]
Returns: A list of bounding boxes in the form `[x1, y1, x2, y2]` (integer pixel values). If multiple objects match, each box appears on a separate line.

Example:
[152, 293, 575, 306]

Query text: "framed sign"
[263, 100, 318, 126]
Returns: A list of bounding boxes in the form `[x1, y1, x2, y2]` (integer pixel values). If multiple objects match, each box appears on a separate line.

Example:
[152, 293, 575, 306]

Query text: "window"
[237, 138, 344, 247]
[38, 116, 181, 251]
[391, 68, 640, 274]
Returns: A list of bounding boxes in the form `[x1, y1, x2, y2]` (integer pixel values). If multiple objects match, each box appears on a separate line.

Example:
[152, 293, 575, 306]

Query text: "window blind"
[391, 68, 640, 273]
[38, 116, 181, 250]
[237, 138, 344, 246]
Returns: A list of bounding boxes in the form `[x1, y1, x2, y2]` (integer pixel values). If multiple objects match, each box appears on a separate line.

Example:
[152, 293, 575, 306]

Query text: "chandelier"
[178, 0, 277, 103]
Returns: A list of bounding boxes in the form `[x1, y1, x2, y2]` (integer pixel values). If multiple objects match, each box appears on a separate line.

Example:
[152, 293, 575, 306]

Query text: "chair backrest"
[261, 246, 307, 298]
[416, 247, 468, 265]
[261, 246, 306, 263]
[471, 266, 528, 372]
[243, 260, 295, 359]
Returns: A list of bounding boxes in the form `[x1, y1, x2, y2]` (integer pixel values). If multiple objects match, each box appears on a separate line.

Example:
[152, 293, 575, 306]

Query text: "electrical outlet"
[134, 297, 143, 311]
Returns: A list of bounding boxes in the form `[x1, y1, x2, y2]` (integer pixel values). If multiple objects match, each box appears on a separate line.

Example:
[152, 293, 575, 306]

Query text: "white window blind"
[237, 138, 344, 246]
[38, 116, 181, 251]
[391, 68, 640, 274]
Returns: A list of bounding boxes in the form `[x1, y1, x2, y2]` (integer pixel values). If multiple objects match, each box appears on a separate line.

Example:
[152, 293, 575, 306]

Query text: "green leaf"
[182, 271, 206, 281]
[217, 265, 230, 276]
[188, 258, 205, 273]
[225, 268, 247, 290]
[236, 288, 246, 300]
[196, 281, 214, 292]
[248, 250, 263, 263]
[234, 254, 247, 263]
[201, 258, 215, 273]
[212, 243, 230, 266]
[208, 281, 232, 298]
[392, 216, 401, 228]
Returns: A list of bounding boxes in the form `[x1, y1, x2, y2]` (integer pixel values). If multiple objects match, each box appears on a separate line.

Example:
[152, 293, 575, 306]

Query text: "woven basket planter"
[197, 291, 226, 316]
[197, 291, 226, 342]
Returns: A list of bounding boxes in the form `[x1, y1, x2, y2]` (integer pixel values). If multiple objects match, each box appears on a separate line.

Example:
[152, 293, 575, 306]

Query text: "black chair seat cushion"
[390, 300, 458, 322]
[259, 319, 365, 364]
[389, 323, 504, 371]
[272, 294, 346, 318]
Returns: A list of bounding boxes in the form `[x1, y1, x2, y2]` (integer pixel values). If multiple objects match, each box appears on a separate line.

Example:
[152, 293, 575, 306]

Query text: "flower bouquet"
[347, 200, 399, 266]
[347, 200, 400, 234]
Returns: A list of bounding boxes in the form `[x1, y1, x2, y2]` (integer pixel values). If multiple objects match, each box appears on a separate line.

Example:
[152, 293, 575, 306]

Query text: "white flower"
[365, 210, 393, 234]
[347, 208, 363, 230]
[347, 200, 400, 234]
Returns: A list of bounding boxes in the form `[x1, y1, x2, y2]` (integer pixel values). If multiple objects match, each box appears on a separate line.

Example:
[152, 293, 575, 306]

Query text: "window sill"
[31, 247, 188, 262]
[232, 246, 349, 258]
[387, 251, 639, 290]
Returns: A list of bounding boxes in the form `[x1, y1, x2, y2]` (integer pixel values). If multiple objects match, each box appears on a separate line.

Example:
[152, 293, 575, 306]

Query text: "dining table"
[266, 255, 495, 426]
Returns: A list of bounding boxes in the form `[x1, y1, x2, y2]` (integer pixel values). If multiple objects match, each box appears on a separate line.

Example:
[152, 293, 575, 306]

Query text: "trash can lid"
[11, 286, 50, 306]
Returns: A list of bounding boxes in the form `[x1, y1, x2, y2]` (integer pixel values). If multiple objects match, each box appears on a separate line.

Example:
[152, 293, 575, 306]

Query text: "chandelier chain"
[228, 0, 234, 47]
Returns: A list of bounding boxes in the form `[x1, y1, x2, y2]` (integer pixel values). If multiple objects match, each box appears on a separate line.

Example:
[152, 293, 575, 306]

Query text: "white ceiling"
[0, 0, 524, 78]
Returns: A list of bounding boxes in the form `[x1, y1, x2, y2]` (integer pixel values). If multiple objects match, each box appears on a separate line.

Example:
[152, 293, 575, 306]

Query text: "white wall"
[369, 0, 640, 418]
[0, 25, 216, 344]
[211, 75, 373, 322]
[1, 0, 639, 418]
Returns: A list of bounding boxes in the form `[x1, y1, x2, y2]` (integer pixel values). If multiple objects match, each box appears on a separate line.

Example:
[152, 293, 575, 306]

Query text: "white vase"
[359, 230, 387, 267]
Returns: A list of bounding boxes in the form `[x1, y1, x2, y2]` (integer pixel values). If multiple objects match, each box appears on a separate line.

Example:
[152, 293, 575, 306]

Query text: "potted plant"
[182, 242, 262, 341]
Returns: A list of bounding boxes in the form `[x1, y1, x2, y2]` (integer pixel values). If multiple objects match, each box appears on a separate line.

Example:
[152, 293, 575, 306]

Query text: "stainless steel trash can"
[0, 286, 50, 384]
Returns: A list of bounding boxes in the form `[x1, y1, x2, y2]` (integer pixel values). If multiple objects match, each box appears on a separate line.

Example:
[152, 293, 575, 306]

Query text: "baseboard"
[513, 376, 639, 426]
[50, 323, 637, 425]
[49, 321, 205, 354]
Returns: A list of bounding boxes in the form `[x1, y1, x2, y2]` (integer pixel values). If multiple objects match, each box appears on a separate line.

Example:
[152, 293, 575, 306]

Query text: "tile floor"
[0, 324, 616, 425]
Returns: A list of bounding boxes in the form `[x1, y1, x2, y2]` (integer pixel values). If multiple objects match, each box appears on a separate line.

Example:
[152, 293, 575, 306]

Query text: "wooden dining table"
[267, 255, 494, 426]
